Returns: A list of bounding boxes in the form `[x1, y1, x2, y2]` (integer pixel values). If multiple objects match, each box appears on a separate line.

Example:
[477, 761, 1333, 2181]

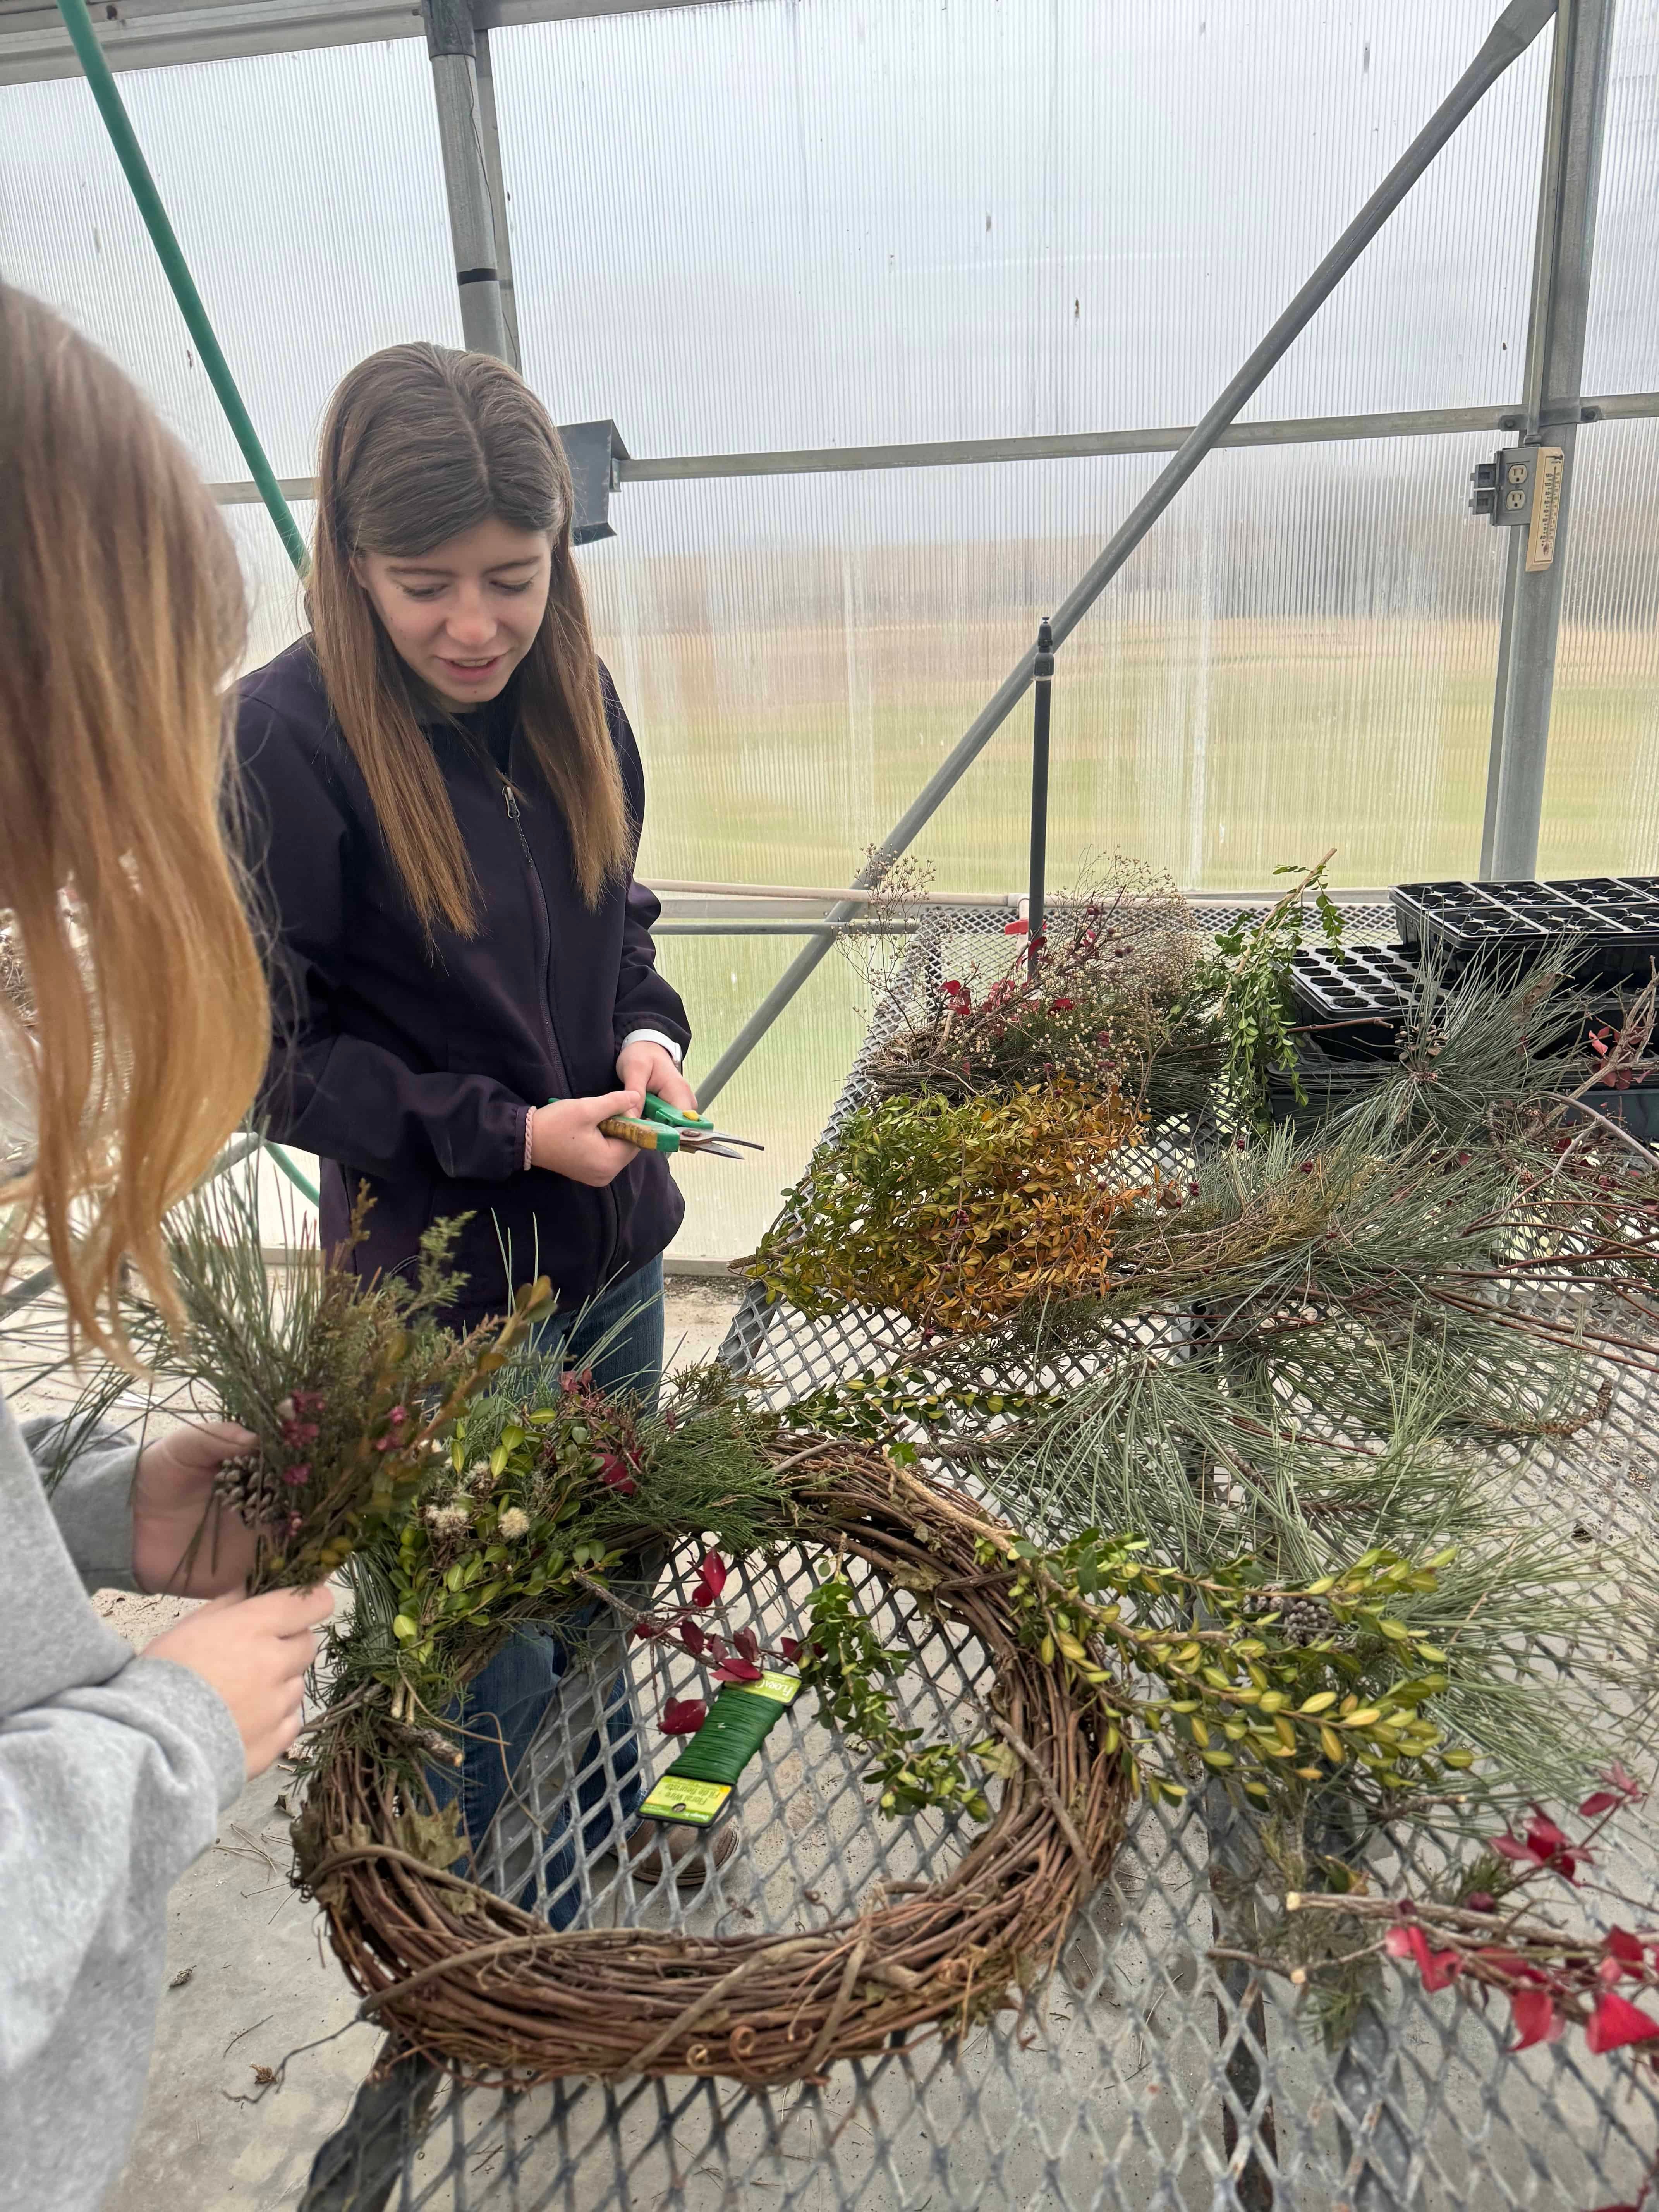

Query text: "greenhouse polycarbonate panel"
[652, 928, 878, 1266]
[589, 432, 1513, 913]
[1538, 419, 1659, 878]
[494, 0, 1550, 453]
[1581, 0, 1659, 394]
[0, 41, 460, 485]
[226, 497, 315, 670]
[302, 900, 1659, 2212]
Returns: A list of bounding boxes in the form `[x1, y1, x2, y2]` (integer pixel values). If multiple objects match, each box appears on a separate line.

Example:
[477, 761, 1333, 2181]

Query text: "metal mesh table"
[302, 902, 1659, 2212]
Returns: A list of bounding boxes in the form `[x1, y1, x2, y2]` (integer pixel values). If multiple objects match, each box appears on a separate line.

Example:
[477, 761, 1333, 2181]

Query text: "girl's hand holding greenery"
[132, 1419, 264, 1596]
[147, 1585, 333, 1775]
[130, 1418, 336, 1776]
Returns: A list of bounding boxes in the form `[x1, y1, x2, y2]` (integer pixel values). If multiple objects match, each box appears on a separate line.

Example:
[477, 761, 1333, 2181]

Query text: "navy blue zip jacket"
[234, 637, 689, 1327]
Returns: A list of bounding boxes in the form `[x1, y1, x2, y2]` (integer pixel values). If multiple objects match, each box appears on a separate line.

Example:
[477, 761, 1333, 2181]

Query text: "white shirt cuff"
[619, 1029, 683, 1066]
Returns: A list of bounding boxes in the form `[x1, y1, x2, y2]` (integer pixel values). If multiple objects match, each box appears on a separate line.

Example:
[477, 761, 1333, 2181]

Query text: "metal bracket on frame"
[559, 419, 630, 545]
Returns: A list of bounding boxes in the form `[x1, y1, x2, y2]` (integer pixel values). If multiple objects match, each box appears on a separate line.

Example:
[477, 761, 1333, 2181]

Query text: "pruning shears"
[589, 1091, 764, 1160]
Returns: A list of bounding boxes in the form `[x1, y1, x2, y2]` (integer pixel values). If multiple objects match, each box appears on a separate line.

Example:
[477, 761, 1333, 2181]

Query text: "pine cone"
[212, 1448, 283, 1527]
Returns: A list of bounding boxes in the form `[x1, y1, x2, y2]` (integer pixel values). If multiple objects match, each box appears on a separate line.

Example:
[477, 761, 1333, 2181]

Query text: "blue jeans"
[429, 1258, 665, 1923]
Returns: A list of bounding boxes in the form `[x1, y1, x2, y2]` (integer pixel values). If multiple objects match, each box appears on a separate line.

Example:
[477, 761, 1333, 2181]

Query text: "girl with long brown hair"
[235, 343, 724, 1914]
[0, 285, 332, 2210]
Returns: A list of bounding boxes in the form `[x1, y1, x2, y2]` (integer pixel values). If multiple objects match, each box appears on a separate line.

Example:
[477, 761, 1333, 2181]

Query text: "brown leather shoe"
[625, 1817, 744, 1887]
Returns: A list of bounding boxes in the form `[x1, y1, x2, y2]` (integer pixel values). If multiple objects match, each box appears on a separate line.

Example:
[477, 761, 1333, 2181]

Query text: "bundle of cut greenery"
[750, 1079, 1147, 1332]
[764, 955, 1659, 1377]
[859, 852, 1349, 1133]
[323, 1353, 790, 1741]
[757, 957, 1659, 1836]
[865, 857, 1222, 1122]
[57, 1173, 548, 1590]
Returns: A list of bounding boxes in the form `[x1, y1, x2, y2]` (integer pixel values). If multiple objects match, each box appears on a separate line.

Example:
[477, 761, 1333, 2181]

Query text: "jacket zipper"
[503, 778, 622, 1278]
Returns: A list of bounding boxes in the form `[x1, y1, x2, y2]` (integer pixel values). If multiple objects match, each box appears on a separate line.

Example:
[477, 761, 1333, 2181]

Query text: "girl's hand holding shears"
[529, 1088, 646, 1185]
[615, 1039, 699, 1116]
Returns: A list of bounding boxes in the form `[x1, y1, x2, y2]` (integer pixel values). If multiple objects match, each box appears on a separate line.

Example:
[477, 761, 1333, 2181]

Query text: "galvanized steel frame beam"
[0, 0, 730, 85]
[1479, 0, 1617, 880]
[695, 0, 1559, 1108]
[201, 392, 1659, 507]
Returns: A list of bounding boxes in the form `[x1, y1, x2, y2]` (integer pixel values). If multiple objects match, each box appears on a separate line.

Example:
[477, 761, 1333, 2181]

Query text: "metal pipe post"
[696, 0, 1556, 1108]
[421, 0, 512, 361]
[472, 21, 522, 369]
[1480, 0, 1615, 879]
[1026, 618, 1054, 982]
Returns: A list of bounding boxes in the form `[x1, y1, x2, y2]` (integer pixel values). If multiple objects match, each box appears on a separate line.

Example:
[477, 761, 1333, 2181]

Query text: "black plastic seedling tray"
[1288, 943, 1420, 1060]
[1570, 1072, 1659, 1146]
[1391, 877, 1659, 984]
[1264, 1036, 1393, 1132]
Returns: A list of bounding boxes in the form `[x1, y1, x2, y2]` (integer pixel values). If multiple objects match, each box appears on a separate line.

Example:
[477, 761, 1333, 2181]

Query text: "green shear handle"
[579, 1091, 765, 1159]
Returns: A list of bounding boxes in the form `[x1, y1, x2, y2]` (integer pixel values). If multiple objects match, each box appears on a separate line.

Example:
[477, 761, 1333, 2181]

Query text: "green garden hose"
[55, 0, 309, 574]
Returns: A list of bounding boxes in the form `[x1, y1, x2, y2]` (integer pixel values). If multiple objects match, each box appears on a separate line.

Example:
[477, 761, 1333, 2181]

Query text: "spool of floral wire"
[639, 1671, 802, 1828]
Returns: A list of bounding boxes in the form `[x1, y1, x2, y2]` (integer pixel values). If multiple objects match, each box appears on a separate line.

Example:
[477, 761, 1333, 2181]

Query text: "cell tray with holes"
[1288, 942, 1421, 1060]
[1391, 877, 1659, 984]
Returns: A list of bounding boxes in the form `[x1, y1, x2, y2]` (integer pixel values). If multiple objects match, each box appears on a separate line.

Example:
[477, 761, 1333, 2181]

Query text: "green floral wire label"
[752, 1671, 804, 1705]
[637, 1776, 732, 1827]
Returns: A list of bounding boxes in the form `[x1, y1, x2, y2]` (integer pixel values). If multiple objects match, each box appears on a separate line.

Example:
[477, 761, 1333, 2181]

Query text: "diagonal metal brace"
[697, 0, 1558, 1108]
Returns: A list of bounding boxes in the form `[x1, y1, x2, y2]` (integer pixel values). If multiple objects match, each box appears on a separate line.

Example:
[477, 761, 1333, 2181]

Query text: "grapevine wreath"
[292, 1435, 1133, 2085]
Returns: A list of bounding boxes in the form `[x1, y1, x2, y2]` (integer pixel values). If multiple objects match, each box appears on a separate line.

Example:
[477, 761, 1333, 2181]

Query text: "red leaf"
[1508, 1986, 1561, 2051]
[1492, 1835, 1538, 1864]
[712, 1657, 763, 1685]
[678, 1621, 707, 1657]
[735, 1627, 761, 1664]
[631, 1619, 666, 1642]
[704, 1634, 729, 1664]
[690, 1549, 728, 1607]
[1477, 1951, 1545, 1981]
[660, 1698, 707, 1736]
[1582, 1763, 1644, 1817]
[1585, 1991, 1659, 2056]
[1605, 1927, 1645, 1969]
[598, 1452, 638, 1498]
[1384, 1923, 1459, 1993]
[1464, 1892, 1498, 1914]
[779, 1637, 802, 1662]
[1421, 1946, 1461, 1994]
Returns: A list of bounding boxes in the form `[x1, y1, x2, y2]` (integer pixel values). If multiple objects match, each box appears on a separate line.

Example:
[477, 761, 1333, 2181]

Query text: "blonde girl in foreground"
[0, 285, 332, 2212]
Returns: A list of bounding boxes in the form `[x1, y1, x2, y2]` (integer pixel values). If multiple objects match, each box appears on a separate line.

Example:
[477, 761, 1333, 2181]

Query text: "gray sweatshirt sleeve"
[20, 1410, 145, 1593]
[0, 1390, 245, 2212]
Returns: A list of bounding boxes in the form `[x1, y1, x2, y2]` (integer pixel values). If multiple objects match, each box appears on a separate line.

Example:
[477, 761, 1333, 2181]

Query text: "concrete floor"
[15, 1278, 744, 2212]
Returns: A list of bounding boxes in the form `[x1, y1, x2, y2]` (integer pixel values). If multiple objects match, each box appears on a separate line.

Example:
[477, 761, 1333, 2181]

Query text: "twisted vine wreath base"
[294, 1443, 1130, 2086]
